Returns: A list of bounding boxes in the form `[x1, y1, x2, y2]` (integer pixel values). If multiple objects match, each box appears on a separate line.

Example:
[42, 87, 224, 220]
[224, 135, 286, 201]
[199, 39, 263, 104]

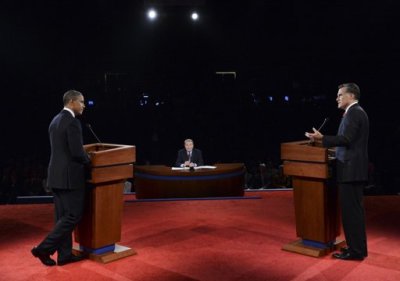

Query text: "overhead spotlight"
[140, 93, 150, 106]
[191, 12, 199, 21]
[147, 8, 158, 20]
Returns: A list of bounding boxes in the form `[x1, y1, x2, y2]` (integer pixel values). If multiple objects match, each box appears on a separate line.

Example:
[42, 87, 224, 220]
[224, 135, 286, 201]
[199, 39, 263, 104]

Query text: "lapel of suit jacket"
[338, 103, 359, 134]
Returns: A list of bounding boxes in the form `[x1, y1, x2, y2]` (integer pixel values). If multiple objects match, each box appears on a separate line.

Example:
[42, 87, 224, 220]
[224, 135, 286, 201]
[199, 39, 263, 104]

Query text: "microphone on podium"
[317, 117, 329, 132]
[305, 117, 329, 145]
[86, 123, 102, 144]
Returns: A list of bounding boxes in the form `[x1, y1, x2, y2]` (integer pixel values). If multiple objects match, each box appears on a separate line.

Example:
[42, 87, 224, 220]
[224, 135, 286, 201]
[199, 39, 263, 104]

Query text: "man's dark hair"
[338, 83, 360, 100]
[63, 90, 83, 105]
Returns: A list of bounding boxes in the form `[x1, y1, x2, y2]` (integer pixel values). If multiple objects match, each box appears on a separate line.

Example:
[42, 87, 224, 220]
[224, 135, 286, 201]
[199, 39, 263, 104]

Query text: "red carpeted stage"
[0, 191, 399, 281]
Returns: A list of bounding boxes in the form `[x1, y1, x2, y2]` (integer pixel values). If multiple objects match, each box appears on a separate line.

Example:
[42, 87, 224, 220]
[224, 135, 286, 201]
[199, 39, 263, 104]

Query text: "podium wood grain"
[74, 143, 136, 263]
[281, 140, 343, 257]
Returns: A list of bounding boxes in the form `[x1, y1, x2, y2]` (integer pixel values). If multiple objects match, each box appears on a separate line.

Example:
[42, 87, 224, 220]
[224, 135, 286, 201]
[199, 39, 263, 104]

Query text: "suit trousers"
[38, 188, 85, 260]
[338, 182, 368, 257]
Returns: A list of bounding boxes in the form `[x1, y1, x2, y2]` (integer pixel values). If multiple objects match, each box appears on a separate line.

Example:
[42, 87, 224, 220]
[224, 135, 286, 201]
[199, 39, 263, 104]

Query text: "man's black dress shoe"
[340, 247, 367, 257]
[340, 247, 349, 253]
[332, 251, 364, 261]
[58, 254, 85, 266]
[31, 247, 56, 266]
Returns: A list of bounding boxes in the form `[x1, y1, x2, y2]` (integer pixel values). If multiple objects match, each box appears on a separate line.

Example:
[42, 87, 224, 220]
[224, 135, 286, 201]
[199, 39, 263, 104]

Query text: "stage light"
[147, 9, 158, 20]
[191, 12, 199, 21]
[140, 93, 150, 106]
[88, 100, 94, 107]
[284, 96, 289, 102]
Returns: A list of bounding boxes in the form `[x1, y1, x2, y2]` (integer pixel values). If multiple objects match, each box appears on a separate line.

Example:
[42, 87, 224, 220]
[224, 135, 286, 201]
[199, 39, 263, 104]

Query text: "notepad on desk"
[171, 166, 216, 170]
[195, 165, 216, 169]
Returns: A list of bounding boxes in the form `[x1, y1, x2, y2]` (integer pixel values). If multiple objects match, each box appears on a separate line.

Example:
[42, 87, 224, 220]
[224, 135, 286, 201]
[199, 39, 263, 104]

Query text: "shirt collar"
[345, 101, 358, 114]
[63, 107, 75, 117]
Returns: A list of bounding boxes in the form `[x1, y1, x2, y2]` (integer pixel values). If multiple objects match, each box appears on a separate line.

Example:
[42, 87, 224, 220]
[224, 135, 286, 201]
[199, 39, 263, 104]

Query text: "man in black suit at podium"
[175, 139, 204, 168]
[305, 83, 369, 261]
[31, 90, 90, 266]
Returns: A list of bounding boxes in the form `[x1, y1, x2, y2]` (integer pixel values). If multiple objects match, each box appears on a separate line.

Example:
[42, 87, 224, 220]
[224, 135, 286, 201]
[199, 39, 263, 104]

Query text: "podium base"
[282, 239, 345, 257]
[73, 244, 137, 264]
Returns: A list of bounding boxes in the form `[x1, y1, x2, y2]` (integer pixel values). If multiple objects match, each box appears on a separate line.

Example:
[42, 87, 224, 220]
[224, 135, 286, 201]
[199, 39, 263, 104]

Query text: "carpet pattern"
[0, 191, 399, 281]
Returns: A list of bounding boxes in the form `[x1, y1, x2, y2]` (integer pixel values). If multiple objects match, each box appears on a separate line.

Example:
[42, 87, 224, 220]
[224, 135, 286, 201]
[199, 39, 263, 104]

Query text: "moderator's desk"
[134, 163, 245, 199]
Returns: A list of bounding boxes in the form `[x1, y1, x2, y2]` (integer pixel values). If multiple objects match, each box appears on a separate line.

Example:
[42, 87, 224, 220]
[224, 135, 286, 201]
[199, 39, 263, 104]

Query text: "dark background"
[1, 0, 400, 200]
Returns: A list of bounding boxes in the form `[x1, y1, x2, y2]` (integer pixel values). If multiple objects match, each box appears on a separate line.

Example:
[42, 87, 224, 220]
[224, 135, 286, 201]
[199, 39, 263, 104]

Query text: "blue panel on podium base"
[80, 244, 115, 255]
[302, 239, 334, 249]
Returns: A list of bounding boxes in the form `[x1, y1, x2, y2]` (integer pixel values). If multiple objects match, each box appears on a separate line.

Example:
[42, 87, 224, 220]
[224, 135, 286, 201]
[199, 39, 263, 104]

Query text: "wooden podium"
[281, 140, 344, 257]
[73, 143, 136, 263]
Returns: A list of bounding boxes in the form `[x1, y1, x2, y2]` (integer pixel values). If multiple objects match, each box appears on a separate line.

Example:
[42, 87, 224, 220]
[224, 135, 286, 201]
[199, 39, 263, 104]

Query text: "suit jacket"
[47, 110, 90, 190]
[175, 148, 204, 167]
[322, 104, 369, 183]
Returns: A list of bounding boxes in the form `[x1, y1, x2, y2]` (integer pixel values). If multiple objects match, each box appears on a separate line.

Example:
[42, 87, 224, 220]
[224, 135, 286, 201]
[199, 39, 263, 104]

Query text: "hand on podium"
[305, 127, 323, 143]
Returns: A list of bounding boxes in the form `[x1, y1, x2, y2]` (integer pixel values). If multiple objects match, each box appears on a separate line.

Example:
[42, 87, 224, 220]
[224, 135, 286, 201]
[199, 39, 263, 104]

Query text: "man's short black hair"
[338, 83, 360, 100]
[63, 90, 83, 106]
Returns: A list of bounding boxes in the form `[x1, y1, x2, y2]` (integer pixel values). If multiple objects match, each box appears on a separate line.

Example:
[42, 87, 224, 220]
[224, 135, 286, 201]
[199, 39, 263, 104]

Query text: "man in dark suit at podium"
[305, 83, 369, 261]
[175, 139, 204, 168]
[31, 90, 90, 266]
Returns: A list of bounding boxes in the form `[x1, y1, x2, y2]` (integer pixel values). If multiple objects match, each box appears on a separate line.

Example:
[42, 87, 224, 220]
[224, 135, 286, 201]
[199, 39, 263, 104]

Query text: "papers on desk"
[171, 166, 217, 170]
[196, 165, 216, 169]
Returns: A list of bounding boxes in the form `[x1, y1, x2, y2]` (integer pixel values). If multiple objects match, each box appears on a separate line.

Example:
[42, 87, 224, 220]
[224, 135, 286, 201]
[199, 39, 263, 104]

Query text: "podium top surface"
[281, 140, 328, 163]
[84, 143, 136, 167]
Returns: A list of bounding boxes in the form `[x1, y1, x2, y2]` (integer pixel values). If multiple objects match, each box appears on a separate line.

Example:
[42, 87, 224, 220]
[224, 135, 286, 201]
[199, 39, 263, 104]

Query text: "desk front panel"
[135, 164, 245, 199]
